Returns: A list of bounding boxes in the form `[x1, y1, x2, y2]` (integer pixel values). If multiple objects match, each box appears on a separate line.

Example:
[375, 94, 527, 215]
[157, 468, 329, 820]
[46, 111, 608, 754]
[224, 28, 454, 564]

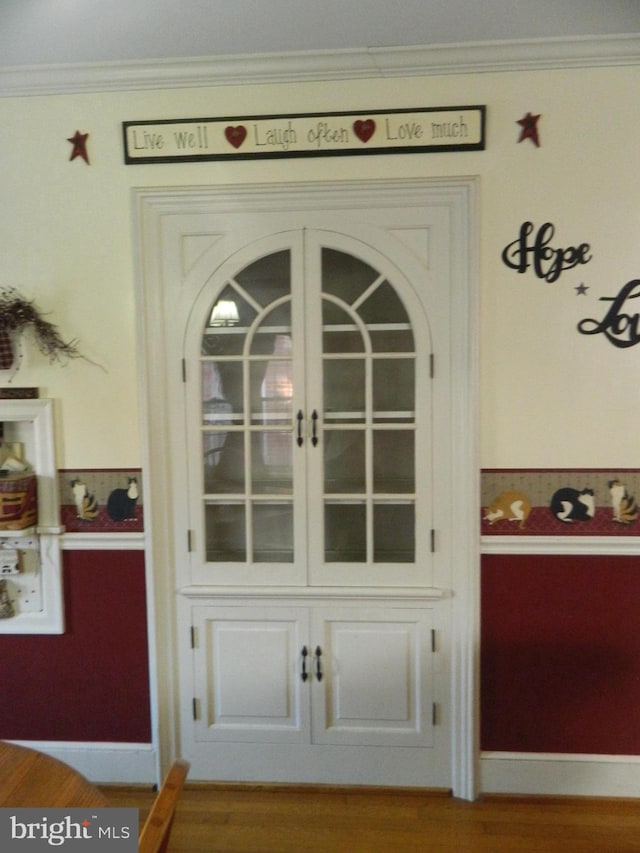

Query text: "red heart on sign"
[353, 119, 376, 143]
[225, 125, 247, 149]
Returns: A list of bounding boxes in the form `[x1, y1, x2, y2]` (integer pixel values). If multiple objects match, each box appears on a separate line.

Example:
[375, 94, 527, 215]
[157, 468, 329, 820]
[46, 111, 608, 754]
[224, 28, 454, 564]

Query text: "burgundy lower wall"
[5, 545, 639, 753]
[481, 554, 640, 754]
[0, 550, 151, 743]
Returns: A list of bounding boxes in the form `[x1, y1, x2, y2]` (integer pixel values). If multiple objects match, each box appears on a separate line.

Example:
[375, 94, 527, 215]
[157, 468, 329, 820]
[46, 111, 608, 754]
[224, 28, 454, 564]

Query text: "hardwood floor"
[101, 784, 640, 852]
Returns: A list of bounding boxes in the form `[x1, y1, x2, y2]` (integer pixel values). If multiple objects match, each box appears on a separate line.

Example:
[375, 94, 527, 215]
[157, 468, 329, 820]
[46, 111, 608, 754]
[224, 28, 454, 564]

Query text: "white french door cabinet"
[135, 180, 478, 796]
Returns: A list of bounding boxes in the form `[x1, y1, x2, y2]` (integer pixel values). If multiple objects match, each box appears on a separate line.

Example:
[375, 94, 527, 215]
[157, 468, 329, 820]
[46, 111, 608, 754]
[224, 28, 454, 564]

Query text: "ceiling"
[2, 0, 640, 68]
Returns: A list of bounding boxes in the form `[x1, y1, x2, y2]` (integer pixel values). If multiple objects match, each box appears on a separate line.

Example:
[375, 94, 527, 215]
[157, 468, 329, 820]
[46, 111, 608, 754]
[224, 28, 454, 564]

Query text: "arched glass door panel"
[200, 250, 295, 565]
[195, 234, 425, 584]
[319, 248, 416, 567]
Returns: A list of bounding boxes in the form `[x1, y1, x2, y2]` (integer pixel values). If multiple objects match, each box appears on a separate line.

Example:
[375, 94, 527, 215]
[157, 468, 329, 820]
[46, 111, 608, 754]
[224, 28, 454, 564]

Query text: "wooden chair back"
[139, 759, 190, 853]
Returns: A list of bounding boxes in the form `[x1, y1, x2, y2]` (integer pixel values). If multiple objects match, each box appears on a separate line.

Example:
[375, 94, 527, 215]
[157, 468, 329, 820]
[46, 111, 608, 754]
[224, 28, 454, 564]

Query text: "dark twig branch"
[0, 287, 82, 364]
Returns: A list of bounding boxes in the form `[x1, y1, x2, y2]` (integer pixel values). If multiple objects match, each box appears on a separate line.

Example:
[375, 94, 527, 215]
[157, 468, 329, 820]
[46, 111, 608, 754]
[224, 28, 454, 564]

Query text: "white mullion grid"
[217, 273, 271, 562]
[351, 273, 386, 312]
[364, 348, 375, 565]
[243, 301, 271, 565]
[228, 275, 263, 314]
[248, 291, 296, 566]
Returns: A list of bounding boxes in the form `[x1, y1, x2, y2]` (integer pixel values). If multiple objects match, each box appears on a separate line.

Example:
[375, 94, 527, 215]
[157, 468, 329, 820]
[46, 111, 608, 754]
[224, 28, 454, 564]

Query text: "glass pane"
[358, 281, 409, 325]
[322, 248, 378, 305]
[202, 284, 256, 356]
[235, 250, 290, 308]
[324, 430, 365, 493]
[202, 361, 242, 425]
[373, 431, 415, 493]
[324, 359, 365, 420]
[203, 431, 244, 493]
[373, 504, 414, 562]
[250, 356, 293, 426]
[205, 503, 246, 562]
[322, 299, 363, 353]
[250, 308, 292, 355]
[251, 432, 292, 494]
[325, 503, 366, 562]
[253, 503, 293, 562]
[370, 328, 414, 353]
[323, 329, 364, 353]
[373, 359, 414, 417]
[259, 300, 291, 328]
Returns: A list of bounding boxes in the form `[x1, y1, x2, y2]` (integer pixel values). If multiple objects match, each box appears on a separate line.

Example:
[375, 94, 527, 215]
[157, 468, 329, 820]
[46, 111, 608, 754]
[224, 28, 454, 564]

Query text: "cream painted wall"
[1, 64, 638, 468]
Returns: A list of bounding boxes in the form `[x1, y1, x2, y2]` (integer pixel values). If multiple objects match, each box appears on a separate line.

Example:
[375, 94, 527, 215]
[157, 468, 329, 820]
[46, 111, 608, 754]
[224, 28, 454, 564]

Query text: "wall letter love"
[578, 279, 640, 348]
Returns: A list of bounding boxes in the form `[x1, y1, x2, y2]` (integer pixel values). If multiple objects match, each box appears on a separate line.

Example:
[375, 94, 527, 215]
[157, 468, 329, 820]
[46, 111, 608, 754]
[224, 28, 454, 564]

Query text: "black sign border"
[122, 105, 486, 164]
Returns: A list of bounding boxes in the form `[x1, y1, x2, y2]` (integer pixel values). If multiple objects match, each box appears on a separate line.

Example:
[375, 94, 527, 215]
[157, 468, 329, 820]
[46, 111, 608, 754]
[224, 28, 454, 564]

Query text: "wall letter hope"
[502, 221, 592, 283]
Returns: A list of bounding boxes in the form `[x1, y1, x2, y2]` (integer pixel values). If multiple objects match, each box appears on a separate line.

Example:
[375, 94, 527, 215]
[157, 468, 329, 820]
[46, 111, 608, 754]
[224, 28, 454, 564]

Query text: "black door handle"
[296, 410, 303, 446]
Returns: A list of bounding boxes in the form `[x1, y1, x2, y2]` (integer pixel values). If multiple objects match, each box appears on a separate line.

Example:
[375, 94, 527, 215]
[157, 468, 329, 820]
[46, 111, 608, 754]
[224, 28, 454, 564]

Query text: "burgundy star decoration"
[67, 130, 90, 164]
[516, 112, 541, 147]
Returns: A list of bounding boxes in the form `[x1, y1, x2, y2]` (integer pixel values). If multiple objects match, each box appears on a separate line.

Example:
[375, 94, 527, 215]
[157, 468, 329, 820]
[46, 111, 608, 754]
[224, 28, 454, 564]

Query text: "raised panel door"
[310, 608, 434, 748]
[192, 605, 310, 743]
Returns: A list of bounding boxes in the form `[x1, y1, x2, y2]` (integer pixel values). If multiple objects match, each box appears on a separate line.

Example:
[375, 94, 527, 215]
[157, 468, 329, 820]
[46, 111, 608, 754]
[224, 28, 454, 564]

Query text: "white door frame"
[132, 178, 480, 800]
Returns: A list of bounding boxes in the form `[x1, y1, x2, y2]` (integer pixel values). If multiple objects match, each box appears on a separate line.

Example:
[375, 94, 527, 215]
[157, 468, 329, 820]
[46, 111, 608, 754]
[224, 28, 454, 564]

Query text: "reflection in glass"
[325, 503, 366, 562]
[324, 430, 365, 493]
[203, 431, 245, 494]
[373, 431, 414, 493]
[205, 503, 246, 562]
[202, 285, 256, 357]
[253, 503, 294, 562]
[202, 361, 243, 425]
[373, 504, 415, 562]
[251, 432, 292, 494]
[250, 335, 293, 425]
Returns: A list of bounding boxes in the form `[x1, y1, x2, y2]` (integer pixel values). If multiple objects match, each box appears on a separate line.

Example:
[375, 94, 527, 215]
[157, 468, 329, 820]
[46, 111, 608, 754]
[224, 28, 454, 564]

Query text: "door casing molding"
[132, 177, 480, 799]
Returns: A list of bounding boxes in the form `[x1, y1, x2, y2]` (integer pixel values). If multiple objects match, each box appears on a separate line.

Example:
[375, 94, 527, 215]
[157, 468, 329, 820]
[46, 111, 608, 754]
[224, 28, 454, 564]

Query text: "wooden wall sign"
[122, 106, 485, 163]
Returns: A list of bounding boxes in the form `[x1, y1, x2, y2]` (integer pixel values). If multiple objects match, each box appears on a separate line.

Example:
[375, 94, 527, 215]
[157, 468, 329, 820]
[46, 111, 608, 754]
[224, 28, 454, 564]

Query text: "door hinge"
[432, 702, 440, 726]
[431, 628, 437, 653]
[429, 353, 435, 379]
[430, 529, 436, 553]
[192, 698, 200, 721]
[190, 625, 197, 649]
[181, 358, 187, 382]
[187, 529, 193, 552]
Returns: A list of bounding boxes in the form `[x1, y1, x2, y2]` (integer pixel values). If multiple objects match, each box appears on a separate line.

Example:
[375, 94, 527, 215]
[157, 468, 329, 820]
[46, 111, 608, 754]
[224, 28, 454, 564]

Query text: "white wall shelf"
[0, 399, 64, 634]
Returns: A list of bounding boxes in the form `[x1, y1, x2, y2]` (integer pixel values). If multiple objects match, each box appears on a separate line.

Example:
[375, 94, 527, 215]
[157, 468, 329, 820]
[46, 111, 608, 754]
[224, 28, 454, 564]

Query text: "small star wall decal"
[575, 282, 589, 295]
[517, 112, 541, 147]
[67, 130, 90, 164]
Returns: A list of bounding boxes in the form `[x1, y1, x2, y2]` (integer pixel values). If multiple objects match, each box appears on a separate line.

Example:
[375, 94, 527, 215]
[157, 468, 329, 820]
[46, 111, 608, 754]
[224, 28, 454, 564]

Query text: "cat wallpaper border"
[59, 468, 143, 533]
[482, 469, 640, 535]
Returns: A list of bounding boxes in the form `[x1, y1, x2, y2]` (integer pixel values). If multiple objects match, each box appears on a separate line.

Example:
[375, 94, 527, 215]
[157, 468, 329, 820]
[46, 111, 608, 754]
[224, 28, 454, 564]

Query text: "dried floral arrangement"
[0, 287, 81, 365]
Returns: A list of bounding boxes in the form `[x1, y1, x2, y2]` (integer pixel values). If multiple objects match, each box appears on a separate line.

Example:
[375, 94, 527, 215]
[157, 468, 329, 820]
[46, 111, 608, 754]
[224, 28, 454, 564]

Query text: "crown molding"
[1, 34, 639, 98]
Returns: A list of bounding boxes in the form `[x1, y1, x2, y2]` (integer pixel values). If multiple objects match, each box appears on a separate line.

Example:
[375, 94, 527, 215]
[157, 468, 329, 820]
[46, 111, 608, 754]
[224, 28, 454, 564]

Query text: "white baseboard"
[10, 741, 158, 786]
[481, 752, 640, 798]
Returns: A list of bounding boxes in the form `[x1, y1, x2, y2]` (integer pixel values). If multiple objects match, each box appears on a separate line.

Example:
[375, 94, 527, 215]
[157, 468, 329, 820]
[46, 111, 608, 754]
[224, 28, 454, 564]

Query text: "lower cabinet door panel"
[191, 603, 433, 749]
[311, 608, 434, 748]
[192, 605, 310, 744]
